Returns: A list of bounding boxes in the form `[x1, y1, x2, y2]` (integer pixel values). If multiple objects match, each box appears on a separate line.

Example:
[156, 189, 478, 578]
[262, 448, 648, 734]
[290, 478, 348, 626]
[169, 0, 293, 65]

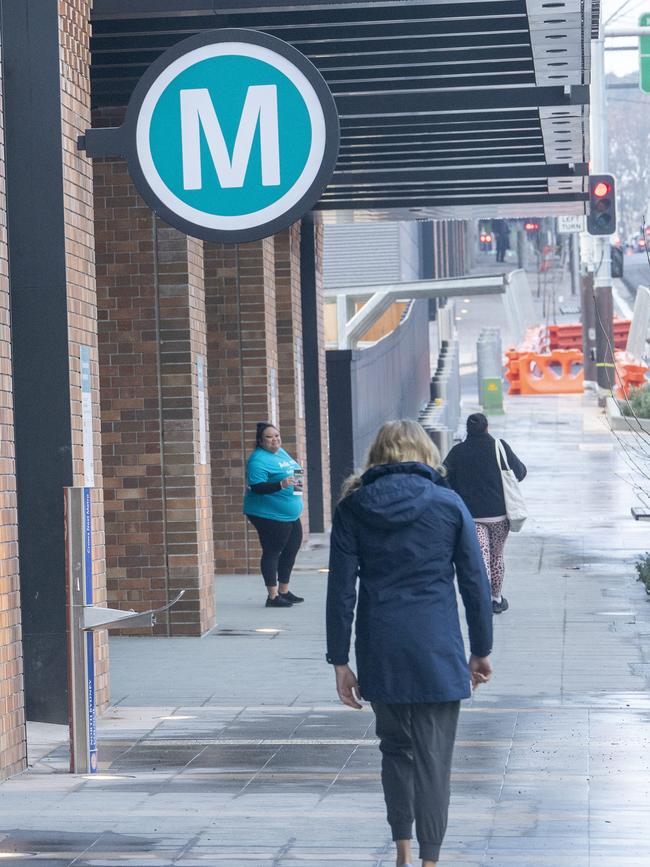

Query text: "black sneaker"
[265, 594, 293, 608]
[279, 590, 304, 604]
[492, 597, 509, 615]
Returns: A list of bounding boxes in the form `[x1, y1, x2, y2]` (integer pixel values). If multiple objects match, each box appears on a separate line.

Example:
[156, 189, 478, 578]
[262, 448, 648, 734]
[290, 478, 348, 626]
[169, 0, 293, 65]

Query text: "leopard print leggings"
[475, 519, 510, 600]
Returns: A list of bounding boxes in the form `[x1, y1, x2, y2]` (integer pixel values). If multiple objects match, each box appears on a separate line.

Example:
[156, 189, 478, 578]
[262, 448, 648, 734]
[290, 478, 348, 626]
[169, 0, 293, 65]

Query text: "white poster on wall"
[295, 337, 304, 420]
[197, 356, 207, 465]
[269, 368, 279, 427]
[80, 345, 95, 487]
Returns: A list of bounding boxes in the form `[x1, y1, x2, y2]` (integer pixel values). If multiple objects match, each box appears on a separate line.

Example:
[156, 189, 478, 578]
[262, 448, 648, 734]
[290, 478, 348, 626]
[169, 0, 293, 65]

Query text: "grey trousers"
[372, 701, 460, 863]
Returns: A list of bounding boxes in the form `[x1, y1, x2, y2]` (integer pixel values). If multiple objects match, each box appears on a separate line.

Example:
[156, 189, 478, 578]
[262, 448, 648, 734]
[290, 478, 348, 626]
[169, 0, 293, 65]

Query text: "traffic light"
[587, 174, 616, 235]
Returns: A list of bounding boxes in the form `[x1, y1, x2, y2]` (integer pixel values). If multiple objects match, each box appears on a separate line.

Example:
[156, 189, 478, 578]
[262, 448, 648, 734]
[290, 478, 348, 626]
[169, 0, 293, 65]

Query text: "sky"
[603, 0, 644, 77]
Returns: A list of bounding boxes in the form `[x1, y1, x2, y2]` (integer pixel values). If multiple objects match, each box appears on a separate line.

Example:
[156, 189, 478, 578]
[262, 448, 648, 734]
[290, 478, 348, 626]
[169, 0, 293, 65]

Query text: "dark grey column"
[300, 218, 325, 532]
[3, 2, 73, 722]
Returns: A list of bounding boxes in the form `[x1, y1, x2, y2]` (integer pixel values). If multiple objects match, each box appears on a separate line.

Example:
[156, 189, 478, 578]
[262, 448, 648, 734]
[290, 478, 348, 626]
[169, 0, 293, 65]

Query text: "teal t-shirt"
[243, 447, 304, 522]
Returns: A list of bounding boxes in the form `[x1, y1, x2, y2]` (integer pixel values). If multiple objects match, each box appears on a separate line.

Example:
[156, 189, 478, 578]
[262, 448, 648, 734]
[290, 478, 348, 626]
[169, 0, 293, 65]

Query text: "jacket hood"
[346, 462, 446, 529]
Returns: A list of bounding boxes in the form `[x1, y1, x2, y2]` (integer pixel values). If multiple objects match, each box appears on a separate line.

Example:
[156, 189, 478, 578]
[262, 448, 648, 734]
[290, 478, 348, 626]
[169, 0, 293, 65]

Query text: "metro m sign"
[180, 86, 281, 190]
[80, 30, 340, 243]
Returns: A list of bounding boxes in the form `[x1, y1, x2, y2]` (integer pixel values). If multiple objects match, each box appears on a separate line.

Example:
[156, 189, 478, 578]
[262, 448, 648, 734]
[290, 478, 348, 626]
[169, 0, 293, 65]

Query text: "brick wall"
[0, 40, 26, 782]
[94, 156, 167, 630]
[59, 0, 109, 709]
[94, 152, 216, 635]
[274, 224, 309, 532]
[205, 239, 278, 573]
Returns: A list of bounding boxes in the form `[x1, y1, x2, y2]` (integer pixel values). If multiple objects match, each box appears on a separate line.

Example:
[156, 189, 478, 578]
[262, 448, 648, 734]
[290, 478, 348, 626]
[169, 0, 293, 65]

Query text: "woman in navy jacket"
[326, 419, 493, 867]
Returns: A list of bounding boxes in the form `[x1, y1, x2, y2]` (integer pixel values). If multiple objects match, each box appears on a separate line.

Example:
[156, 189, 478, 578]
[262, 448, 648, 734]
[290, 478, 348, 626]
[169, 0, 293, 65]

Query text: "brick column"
[156, 225, 215, 634]
[274, 224, 309, 532]
[204, 239, 279, 573]
[0, 43, 25, 780]
[95, 155, 215, 636]
[3, 0, 108, 722]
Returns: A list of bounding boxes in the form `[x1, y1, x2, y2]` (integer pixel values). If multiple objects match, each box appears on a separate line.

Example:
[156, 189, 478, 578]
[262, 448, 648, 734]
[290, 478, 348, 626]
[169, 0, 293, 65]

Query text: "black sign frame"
[81, 28, 340, 243]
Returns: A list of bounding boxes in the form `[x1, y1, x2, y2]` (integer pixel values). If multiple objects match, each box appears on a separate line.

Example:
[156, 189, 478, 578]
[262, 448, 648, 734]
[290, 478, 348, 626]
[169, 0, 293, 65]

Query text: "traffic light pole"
[589, 28, 614, 395]
[583, 23, 650, 392]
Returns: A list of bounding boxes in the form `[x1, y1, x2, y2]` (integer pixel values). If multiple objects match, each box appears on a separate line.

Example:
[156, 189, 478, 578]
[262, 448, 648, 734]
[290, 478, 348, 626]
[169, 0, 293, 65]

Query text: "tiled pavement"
[2, 291, 650, 865]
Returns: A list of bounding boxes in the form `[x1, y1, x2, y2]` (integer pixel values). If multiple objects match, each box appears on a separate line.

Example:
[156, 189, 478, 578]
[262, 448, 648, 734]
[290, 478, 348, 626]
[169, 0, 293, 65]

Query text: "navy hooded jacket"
[444, 432, 527, 519]
[326, 462, 493, 704]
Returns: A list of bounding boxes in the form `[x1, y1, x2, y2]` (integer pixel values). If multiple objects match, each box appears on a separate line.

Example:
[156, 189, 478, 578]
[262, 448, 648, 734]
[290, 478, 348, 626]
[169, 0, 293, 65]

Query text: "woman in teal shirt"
[244, 422, 305, 608]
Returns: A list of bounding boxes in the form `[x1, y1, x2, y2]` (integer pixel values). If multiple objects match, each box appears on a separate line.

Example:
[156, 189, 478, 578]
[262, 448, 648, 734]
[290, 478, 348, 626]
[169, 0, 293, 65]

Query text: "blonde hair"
[340, 419, 445, 499]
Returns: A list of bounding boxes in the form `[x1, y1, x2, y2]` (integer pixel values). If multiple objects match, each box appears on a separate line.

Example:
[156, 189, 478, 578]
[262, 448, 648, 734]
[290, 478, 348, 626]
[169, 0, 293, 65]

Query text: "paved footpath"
[2, 293, 650, 865]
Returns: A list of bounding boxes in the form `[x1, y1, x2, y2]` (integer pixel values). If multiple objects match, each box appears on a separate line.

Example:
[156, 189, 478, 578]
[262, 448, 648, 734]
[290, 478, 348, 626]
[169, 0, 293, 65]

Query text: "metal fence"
[326, 299, 431, 505]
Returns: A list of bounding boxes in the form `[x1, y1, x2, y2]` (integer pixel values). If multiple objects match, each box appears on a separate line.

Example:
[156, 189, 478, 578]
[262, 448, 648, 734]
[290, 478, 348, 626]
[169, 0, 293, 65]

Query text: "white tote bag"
[495, 439, 527, 532]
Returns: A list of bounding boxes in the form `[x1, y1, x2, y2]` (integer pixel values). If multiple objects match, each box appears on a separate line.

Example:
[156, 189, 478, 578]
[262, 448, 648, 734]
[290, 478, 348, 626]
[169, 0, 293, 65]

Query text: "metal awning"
[90, 0, 599, 220]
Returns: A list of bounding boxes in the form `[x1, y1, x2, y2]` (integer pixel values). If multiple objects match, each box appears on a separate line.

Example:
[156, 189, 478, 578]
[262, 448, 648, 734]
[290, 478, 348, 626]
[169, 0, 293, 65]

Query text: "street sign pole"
[570, 233, 580, 297]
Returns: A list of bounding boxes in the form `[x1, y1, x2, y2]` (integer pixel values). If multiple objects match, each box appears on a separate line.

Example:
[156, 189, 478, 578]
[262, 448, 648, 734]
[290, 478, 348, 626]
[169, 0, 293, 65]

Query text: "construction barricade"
[614, 351, 648, 399]
[506, 345, 647, 397]
[547, 319, 630, 351]
[506, 349, 583, 395]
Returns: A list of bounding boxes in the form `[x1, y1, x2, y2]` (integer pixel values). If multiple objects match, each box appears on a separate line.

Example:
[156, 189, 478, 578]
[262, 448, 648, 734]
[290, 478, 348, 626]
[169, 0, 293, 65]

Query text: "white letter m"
[180, 86, 281, 190]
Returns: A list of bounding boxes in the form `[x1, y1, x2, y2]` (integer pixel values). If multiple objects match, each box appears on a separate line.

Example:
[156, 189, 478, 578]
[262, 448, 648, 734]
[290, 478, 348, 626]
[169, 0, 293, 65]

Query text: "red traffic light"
[587, 174, 616, 236]
[592, 180, 611, 198]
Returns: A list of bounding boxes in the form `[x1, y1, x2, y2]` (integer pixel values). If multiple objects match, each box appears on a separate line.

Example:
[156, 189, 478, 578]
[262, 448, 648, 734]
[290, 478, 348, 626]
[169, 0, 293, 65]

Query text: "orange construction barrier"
[506, 349, 583, 395]
[505, 349, 522, 394]
[519, 325, 548, 353]
[547, 319, 630, 351]
[614, 350, 648, 399]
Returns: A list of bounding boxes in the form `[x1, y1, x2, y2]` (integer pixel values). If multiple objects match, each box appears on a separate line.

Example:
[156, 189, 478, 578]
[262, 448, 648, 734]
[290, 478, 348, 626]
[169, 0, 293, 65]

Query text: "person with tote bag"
[444, 413, 527, 615]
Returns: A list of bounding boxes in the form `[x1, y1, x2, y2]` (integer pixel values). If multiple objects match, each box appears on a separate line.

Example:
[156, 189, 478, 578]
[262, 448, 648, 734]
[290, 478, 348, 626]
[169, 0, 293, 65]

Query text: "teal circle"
[148, 55, 313, 217]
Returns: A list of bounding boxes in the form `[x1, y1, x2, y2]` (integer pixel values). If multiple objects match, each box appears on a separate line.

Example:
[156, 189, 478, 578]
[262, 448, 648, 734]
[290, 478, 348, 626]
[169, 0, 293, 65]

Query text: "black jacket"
[444, 433, 526, 519]
[326, 462, 493, 704]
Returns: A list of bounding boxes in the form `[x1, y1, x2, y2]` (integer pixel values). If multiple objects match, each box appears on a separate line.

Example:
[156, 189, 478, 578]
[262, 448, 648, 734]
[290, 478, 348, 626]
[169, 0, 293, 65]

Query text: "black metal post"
[3, 1, 74, 722]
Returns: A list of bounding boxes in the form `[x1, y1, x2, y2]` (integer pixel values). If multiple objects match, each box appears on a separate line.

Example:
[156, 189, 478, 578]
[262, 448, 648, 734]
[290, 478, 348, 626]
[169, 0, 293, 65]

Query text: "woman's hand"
[335, 665, 363, 709]
[280, 476, 296, 489]
[469, 654, 492, 690]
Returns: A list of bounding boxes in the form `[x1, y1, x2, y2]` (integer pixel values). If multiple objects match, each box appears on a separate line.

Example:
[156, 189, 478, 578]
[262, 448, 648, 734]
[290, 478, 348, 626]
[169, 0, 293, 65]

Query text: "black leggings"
[247, 515, 303, 587]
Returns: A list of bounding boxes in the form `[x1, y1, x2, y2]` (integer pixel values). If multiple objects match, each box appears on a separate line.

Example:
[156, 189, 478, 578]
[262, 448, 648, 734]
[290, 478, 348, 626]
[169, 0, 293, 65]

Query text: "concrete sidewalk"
[3, 285, 650, 865]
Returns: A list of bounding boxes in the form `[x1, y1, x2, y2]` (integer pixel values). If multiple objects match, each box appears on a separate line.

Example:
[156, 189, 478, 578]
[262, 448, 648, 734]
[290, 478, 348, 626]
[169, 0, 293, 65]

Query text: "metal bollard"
[477, 328, 503, 409]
